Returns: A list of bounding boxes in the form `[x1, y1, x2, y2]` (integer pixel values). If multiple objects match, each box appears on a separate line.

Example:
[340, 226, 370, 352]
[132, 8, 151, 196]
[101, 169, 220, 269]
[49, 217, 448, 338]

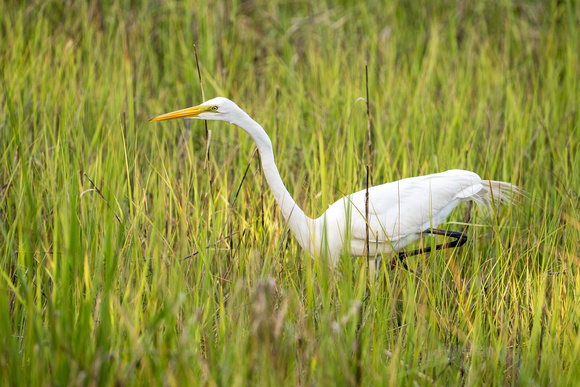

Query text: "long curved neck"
[232, 113, 313, 253]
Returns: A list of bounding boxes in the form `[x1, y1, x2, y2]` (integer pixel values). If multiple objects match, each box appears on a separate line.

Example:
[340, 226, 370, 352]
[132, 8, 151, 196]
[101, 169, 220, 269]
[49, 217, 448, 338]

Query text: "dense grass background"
[1, 0, 579, 385]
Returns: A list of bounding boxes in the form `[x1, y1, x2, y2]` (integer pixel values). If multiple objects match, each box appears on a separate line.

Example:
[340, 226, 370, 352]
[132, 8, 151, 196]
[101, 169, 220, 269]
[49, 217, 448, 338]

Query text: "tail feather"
[474, 180, 523, 208]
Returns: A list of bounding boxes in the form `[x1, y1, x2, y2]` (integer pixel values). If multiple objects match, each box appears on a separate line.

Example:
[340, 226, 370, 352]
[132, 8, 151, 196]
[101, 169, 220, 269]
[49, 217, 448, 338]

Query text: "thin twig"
[166, 230, 241, 268]
[194, 44, 212, 178]
[194, 45, 205, 103]
[275, 87, 280, 154]
[83, 173, 122, 224]
[193, 44, 216, 242]
[259, 152, 265, 249]
[365, 62, 372, 173]
[232, 149, 259, 208]
[364, 61, 372, 269]
[356, 61, 373, 387]
[217, 149, 259, 272]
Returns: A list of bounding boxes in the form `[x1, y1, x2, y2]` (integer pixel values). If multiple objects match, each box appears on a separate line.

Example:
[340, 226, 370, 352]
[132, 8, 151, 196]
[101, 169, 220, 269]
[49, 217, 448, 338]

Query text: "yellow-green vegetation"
[1, 0, 579, 385]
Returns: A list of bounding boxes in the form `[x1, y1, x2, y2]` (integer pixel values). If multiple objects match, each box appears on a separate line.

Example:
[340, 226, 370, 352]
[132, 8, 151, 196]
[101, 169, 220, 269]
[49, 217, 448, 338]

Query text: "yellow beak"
[149, 104, 210, 122]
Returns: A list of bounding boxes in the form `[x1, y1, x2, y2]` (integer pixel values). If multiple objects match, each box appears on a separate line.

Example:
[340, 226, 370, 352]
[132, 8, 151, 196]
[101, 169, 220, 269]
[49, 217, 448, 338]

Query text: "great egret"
[151, 97, 519, 267]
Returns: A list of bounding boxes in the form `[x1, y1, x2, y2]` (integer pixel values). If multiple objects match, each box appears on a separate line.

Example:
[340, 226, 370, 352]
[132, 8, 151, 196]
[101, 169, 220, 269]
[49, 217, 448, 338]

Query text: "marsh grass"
[1, 0, 579, 385]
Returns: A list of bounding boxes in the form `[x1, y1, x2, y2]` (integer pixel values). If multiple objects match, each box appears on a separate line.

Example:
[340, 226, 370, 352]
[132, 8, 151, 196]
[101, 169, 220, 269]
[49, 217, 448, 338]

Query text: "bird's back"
[319, 169, 486, 258]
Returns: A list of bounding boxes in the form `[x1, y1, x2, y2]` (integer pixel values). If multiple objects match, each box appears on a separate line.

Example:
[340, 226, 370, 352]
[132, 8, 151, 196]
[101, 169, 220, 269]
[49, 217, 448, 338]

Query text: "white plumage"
[151, 97, 519, 266]
[314, 170, 515, 265]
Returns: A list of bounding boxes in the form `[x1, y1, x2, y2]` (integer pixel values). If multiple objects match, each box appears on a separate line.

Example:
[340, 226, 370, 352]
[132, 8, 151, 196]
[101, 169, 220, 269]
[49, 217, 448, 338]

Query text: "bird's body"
[151, 97, 518, 266]
[312, 169, 510, 264]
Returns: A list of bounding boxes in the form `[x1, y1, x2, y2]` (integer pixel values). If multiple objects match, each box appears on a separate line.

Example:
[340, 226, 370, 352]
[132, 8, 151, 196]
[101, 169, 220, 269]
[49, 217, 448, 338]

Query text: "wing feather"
[333, 170, 483, 244]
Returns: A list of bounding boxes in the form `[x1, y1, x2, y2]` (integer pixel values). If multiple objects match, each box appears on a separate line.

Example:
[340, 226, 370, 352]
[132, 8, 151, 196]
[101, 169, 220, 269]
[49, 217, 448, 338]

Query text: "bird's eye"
[212, 106, 218, 111]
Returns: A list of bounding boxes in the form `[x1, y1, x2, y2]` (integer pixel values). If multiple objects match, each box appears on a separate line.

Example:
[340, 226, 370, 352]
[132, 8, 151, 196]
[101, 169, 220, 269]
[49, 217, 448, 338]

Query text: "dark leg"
[395, 201, 474, 268]
[398, 228, 468, 260]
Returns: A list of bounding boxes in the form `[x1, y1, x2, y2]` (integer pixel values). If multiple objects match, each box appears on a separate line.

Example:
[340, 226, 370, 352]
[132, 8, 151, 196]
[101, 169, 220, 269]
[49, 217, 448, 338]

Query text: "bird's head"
[150, 97, 244, 125]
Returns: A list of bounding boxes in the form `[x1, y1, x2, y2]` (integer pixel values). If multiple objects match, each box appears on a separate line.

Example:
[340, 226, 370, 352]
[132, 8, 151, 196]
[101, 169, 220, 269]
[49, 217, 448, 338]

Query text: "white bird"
[151, 97, 519, 267]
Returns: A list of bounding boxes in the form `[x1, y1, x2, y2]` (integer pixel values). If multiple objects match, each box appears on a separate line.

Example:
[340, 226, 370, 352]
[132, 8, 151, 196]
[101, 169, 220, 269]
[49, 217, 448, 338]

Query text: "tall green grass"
[1, 0, 579, 384]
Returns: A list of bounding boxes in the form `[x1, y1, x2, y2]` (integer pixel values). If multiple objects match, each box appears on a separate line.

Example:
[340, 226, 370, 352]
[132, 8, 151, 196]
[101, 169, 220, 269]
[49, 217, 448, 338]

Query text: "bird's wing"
[345, 170, 483, 244]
